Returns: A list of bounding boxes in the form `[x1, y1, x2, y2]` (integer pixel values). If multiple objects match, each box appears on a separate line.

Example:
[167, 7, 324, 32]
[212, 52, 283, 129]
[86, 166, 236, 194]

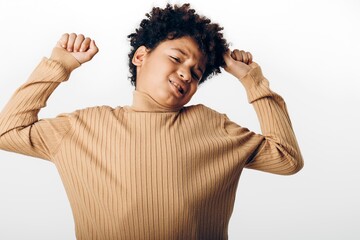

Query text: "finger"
[243, 51, 252, 64]
[240, 50, 249, 64]
[57, 33, 69, 48]
[89, 40, 98, 52]
[73, 34, 85, 52]
[67, 33, 77, 51]
[86, 40, 99, 59]
[80, 37, 91, 52]
[230, 51, 236, 60]
[232, 49, 243, 62]
[247, 52, 253, 64]
[223, 49, 235, 67]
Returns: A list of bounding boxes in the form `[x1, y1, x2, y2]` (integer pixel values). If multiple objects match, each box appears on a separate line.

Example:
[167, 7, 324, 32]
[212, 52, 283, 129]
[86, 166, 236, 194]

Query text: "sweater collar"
[128, 90, 183, 112]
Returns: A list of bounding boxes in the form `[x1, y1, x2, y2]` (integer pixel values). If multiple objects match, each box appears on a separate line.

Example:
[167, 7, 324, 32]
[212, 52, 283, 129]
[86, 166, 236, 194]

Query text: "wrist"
[239, 62, 264, 89]
[50, 47, 81, 73]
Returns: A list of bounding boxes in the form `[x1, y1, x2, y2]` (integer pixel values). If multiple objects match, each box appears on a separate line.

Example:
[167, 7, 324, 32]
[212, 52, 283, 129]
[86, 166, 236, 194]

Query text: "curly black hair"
[127, 3, 229, 86]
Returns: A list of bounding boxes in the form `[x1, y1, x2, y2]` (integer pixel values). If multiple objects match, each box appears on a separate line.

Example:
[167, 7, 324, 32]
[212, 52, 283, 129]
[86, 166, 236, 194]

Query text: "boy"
[0, 3, 303, 240]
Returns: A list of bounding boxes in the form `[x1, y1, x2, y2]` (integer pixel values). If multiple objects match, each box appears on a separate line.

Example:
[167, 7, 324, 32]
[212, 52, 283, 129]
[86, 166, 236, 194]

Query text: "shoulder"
[57, 105, 127, 130]
[76, 105, 118, 113]
[182, 104, 225, 120]
[64, 105, 123, 119]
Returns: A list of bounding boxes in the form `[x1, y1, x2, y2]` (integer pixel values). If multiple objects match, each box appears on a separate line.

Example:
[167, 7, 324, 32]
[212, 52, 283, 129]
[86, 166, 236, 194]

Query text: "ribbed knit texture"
[0, 50, 303, 240]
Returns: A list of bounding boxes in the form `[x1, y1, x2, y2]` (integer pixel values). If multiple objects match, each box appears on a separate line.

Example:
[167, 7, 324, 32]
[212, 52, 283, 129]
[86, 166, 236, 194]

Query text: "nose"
[177, 67, 191, 83]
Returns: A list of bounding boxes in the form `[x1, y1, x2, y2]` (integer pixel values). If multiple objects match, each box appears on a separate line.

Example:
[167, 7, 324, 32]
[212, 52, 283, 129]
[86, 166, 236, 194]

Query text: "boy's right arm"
[0, 33, 98, 160]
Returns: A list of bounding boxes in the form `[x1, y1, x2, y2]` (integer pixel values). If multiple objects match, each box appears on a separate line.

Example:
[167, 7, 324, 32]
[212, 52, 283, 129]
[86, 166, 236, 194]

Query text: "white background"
[0, 0, 359, 239]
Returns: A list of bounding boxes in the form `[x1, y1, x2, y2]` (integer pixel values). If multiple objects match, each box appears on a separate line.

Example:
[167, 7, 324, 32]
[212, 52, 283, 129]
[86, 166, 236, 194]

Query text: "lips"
[169, 79, 186, 95]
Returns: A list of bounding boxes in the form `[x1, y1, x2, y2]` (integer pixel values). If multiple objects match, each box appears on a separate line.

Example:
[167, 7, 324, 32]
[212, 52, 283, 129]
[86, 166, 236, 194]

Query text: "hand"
[223, 49, 253, 80]
[55, 33, 99, 64]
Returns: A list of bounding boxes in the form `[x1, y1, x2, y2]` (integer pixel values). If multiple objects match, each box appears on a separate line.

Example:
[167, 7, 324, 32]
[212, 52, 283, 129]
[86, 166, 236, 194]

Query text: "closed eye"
[170, 56, 181, 63]
[192, 72, 200, 81]
[171, 56, 201, 81]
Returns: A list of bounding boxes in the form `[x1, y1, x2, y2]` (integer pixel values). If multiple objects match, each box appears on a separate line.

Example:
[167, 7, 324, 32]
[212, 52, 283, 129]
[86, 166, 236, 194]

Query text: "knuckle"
[69, 32, 77, 38]
[78, 33, 85, 38]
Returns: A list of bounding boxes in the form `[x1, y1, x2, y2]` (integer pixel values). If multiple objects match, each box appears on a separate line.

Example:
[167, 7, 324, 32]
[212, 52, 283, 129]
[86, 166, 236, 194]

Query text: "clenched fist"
[55, 33, 99, 64]
[223, 49, 254, 80]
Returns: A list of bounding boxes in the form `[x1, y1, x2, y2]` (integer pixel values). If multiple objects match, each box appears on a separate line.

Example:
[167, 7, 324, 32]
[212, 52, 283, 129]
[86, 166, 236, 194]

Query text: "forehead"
[158, 37, 206, 64]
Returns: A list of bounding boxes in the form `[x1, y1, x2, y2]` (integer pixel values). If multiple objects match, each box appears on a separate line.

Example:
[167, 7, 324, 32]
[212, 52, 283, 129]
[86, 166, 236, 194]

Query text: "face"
[133, 36, 206, 109]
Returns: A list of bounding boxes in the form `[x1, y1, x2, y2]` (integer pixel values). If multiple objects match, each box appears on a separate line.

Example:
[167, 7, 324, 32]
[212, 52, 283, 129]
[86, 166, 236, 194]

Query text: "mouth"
[169, 80, 185, 95]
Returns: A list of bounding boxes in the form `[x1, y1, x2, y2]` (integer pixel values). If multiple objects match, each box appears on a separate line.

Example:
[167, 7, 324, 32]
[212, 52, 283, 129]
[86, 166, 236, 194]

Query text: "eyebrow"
[171, 48, 204, 75]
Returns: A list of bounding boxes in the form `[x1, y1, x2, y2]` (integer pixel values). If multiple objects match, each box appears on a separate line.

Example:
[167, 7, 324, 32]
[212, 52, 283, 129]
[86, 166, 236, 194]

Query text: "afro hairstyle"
[127, 3, 229, 86]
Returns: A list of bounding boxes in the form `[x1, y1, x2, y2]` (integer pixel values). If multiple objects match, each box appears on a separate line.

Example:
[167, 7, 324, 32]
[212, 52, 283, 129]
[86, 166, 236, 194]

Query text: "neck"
[128, 90, 183, 112]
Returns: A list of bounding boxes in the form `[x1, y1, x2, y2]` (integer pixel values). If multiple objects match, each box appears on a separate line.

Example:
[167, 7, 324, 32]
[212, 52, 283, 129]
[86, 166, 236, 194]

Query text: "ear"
[132, 46, 149, 66]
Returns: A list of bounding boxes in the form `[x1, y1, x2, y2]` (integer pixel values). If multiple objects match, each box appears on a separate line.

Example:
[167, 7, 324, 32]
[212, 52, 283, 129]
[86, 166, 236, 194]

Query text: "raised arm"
[0, 33, 98, 160]
[223, 50, 303, 175]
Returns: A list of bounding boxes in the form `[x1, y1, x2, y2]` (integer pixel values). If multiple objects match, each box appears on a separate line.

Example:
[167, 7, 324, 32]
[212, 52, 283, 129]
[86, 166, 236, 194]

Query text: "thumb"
[223, 49, 235, 68]
[87, 40, 99, 58]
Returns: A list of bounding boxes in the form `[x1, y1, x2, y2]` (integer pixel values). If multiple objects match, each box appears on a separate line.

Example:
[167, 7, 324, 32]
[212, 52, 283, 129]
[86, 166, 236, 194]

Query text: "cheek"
[188, 84, 198, 97]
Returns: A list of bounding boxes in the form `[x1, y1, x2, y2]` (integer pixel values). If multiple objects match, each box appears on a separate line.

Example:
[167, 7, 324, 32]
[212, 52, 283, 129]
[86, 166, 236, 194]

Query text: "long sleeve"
[224, 63, 304, 175]
[0, 48, 80, 160]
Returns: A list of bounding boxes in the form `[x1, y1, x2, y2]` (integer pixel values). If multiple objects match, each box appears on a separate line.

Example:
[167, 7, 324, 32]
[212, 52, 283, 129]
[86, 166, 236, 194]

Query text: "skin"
[55, 33, 255, 109]
[132, 36, 206, 108]
[56, 33, 99, 64]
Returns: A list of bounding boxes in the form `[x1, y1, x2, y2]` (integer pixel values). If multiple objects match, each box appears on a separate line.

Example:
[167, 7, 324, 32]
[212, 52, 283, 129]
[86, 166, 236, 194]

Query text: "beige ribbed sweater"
[0, 49, 303, 240]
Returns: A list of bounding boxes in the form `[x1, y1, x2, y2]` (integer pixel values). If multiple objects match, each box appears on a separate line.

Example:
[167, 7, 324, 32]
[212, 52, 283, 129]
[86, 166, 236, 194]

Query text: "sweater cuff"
[50, 47, 81, 74]
[242, 63, 274, 103]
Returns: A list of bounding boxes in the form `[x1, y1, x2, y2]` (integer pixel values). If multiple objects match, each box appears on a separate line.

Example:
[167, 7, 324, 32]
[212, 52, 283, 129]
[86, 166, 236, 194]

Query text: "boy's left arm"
[223, 50, 304, 175]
